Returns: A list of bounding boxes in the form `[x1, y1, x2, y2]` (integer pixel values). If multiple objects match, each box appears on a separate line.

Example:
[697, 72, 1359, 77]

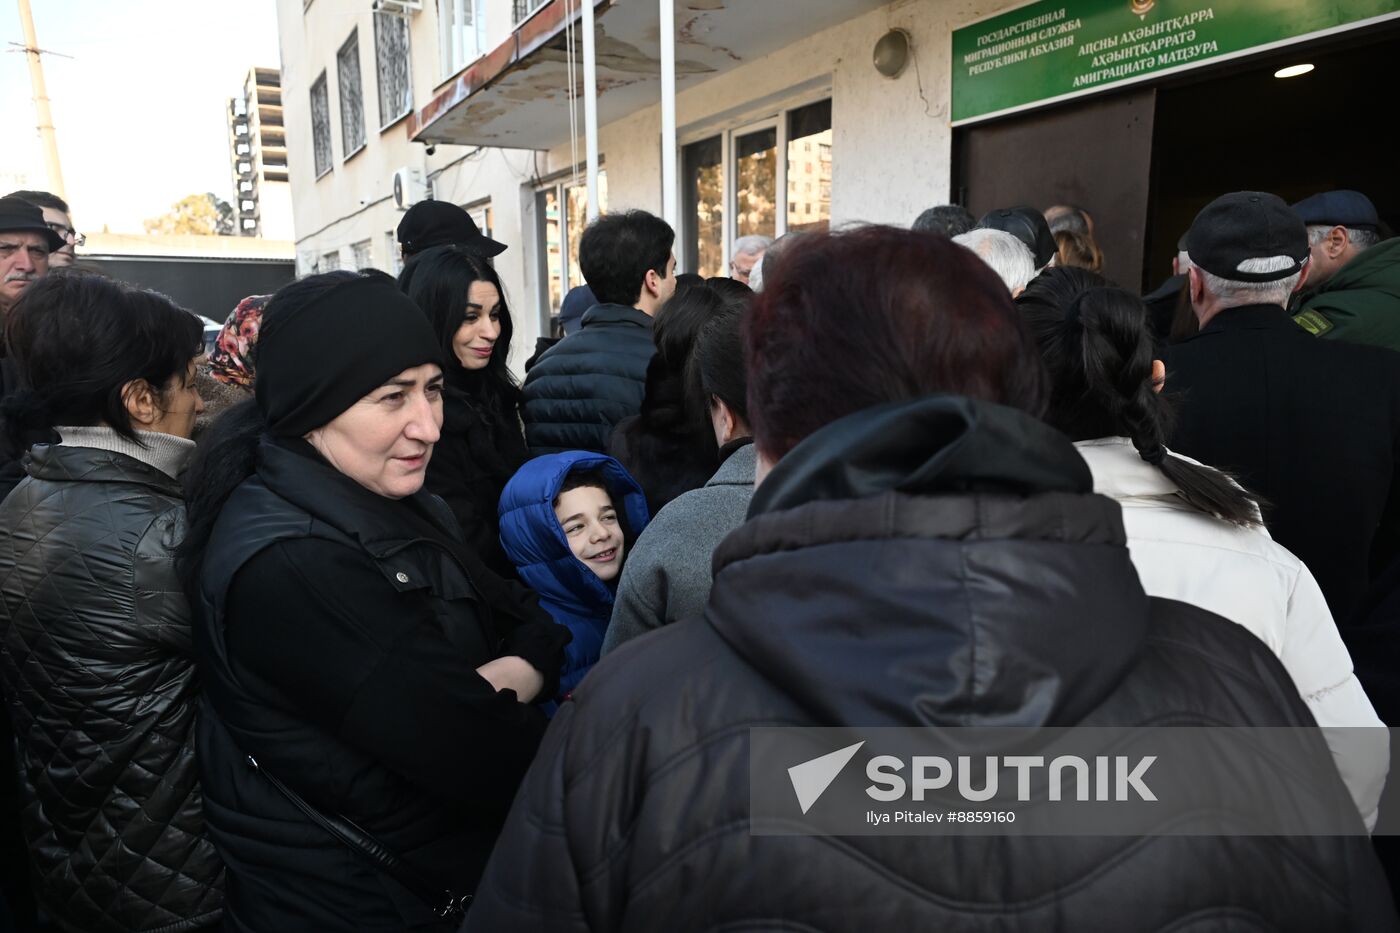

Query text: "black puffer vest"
[192, 438, 519, 932]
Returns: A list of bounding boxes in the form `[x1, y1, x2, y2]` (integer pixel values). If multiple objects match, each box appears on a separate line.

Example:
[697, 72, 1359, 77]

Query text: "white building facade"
[276, 0, 1018, 374]
[278, 0, 1400, 374]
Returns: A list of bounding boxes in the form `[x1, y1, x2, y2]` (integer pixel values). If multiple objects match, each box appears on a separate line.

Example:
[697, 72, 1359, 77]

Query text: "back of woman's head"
[1054, 229, 1103, 273]
[687, 303, 748, 427]
[653, 279, 725, 369]
[399, 244, 515, 387]
[2, 269, 201, 448]
[702, 275, 754, 310]
[1018, 266, 1261, 525]
[746, 225, 1046, 461]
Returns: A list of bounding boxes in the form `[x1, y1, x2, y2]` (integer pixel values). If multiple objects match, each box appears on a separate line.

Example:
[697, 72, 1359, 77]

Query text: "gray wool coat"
[602, 441, 756, 654]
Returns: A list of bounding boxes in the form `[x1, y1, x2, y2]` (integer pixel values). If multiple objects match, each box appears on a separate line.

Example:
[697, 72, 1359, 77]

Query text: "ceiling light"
[1274, 63, 1315, 78]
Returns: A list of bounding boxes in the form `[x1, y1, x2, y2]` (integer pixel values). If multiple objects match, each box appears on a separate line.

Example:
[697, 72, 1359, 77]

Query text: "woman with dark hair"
[1018, 266, 1387, 827]
[180, 271, 566, 931]
[400, 244, 528, 575]
[465, 226, 1393, 931]
[610, 277, 748, 514]
[603, 302, 755, 652]
[0, 270, 224, 931]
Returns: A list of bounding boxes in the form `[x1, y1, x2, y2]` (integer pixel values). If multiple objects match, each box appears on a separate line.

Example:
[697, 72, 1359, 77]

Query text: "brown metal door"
[953, 87, 1156, 291]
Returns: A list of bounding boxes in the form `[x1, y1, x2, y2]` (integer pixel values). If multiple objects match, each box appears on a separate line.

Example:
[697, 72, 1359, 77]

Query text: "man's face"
[0, 231, 50, 311]
[730, 249, 765, 285]
[40, 207, 77, 267]
[659, 254, 678, 304]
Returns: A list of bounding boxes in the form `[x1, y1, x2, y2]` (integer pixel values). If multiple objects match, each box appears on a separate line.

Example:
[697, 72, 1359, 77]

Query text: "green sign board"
[952, 0, 1400, 124]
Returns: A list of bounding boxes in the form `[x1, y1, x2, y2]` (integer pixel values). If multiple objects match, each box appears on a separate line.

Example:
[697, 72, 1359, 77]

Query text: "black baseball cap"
[976, 206, 1056, 268]
[1183, 191, 1308, 283]
[396, 200, 507, 258]
[0, 196, 65, 252]
[1291, 190, 1379, 231]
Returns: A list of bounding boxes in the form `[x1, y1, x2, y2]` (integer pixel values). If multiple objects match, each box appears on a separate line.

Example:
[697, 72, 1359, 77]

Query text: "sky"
[0, 0, 281, 234]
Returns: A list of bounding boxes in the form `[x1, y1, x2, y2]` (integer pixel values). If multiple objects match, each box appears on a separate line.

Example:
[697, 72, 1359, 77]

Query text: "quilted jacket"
[0, 443, 224, 932]
[520, 303, 655, 455]
[466, 396, 1398, 932]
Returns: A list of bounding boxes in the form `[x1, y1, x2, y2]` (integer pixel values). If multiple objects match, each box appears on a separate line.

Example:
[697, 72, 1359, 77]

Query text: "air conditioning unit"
[371, 0, 422, 15]
[393, 167, 429, 210]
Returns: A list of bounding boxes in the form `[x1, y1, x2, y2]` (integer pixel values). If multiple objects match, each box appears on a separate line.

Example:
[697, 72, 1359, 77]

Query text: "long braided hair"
[1018, 266, 1262, 526]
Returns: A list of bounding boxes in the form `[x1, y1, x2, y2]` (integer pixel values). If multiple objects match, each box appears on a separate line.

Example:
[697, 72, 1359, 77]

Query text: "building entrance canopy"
[406, 0, 886, 150]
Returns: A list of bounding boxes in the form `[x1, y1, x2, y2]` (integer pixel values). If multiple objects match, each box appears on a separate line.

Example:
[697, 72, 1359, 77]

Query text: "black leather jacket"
[467, 396, 1398, 932]
[0, 443, 224, 932]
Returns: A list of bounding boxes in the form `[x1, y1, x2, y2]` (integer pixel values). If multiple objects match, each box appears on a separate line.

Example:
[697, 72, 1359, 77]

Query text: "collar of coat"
[1194, 303, 1298, 338]
[579, 302, 655, 330]
[26, 442, 185, 498]
[706, 396, 1146, 728]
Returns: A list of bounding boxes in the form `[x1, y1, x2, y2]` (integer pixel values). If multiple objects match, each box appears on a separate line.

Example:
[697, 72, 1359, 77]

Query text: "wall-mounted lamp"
[1273, 63, 1315, 78]
[873, 28, 911, 79]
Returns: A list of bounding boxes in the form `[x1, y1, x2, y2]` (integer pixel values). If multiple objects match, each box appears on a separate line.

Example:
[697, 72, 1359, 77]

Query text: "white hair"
[1307, 224, 1380, 251]
[1191, 253, 1301, 309]
[748, 258, 765, 293]
[731, 234, 773, 261]
[953, 228, 1037, 293]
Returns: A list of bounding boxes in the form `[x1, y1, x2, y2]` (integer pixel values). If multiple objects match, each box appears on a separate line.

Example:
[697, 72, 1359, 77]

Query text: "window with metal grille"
[350, 239, 373, 270]
[337, 30, 366, 158]
[513, 0, 548, 25]
[310, 71, 333, 178]
[374, 12, 412, 129]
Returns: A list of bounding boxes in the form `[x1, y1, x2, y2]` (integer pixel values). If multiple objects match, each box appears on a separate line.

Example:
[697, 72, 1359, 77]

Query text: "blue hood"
[498, 451, 650, 621]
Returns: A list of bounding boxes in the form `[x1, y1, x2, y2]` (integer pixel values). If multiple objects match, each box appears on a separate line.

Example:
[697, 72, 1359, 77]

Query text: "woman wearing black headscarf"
[399, 246, 528, 576]
[180, 271, 567, 932]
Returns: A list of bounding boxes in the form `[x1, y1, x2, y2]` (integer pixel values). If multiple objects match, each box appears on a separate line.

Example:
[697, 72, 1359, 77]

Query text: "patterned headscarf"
[208, 294, 270, 389]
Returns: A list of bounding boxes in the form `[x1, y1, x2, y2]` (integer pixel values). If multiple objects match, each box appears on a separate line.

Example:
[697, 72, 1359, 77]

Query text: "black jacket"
[0, 444, 224, 932]
[520, 303, 655, 455]
[192, 437, 566, 932]
[1163, 306, 1400, 707]
[424, 379, 529, 578]
[465, 396, 1396, 932]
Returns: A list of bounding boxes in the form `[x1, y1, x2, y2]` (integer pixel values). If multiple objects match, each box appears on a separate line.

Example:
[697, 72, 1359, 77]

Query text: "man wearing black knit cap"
[396, 199, 507, 263]
[1164, 191, 1400, 721]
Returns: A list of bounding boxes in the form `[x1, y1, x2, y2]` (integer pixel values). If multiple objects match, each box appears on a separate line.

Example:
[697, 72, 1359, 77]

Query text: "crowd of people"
[0, 181, 1397, 931]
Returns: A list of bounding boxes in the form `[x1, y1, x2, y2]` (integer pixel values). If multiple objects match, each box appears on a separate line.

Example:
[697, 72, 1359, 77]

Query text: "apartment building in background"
[227, 67, 294, 240]
[276, 0, 1400, 376]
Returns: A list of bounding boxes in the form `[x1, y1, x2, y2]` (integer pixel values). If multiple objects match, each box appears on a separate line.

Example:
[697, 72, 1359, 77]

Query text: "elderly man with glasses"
[4, 190, 82, 268]
[0, 197, 64, 322]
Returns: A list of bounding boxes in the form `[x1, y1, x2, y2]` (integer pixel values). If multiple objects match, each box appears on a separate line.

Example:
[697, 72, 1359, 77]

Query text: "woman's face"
[452, 280, 503, 371]
[554, 484, 625, 582]
[305, 363, 444, 499]
[147, 357, 204, 439]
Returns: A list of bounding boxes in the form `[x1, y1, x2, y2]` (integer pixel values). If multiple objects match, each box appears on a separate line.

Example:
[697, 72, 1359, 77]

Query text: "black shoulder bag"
[246, 755, 472, 921]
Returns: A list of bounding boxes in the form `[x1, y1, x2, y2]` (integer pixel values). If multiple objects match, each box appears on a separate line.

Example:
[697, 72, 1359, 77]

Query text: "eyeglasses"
[46, 222, 86, 248]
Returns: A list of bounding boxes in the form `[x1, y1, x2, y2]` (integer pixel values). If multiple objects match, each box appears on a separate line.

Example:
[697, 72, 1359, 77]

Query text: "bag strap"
[247, 755, 472, 921]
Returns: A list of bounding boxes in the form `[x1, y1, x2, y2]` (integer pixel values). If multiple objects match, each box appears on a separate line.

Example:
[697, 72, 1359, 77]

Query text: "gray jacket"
[603, 442, 756, 654]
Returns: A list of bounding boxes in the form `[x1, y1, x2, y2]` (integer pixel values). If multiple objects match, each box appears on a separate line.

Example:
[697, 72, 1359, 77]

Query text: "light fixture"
[1274, 63, 1315, 79]
[873, 29, 911, 79]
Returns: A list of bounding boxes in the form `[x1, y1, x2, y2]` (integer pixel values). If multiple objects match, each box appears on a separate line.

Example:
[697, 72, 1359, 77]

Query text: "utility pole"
[16, 0, 66, 199]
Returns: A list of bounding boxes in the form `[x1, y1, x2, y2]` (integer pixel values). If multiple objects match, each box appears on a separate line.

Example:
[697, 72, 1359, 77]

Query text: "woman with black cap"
[399, 245, 528, 576]
[180, 271, 567, 931]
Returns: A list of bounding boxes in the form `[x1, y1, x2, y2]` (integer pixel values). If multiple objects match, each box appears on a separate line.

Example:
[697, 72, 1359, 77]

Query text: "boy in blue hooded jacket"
[499, 452, 650, 706]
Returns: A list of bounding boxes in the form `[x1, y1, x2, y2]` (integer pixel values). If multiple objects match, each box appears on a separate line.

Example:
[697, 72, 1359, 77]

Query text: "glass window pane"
[539, 188, 563, 316]
[683, 136, 723, 277]
[337, 31, 366, 156]
[787, 100, 832, 234]
[735, 128, 776, 241]
[563, 171, 608, 291]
